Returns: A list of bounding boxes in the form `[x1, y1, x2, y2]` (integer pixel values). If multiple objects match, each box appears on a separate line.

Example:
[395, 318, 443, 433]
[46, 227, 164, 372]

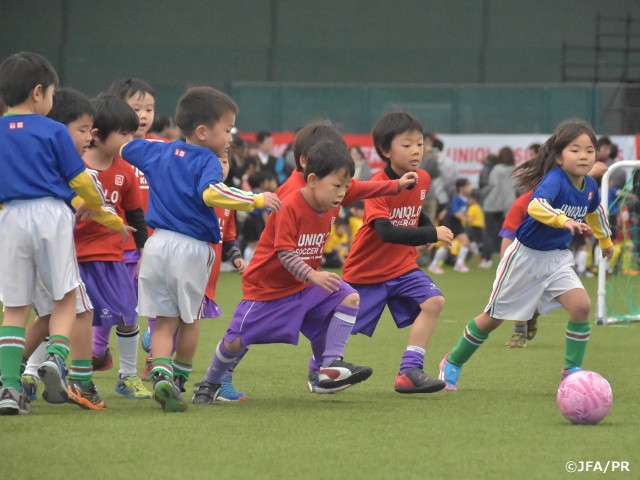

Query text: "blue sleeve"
[52, 123, 86, 181]
[121, 138, 155, 172]
[197, 152, 223, 196]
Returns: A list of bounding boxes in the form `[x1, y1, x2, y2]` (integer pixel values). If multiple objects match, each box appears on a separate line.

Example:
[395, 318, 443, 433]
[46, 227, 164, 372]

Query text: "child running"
[342, 112, 453, 394]
[193, 139, 410, 405]
[119, 86, 280, 412]
[438, 119, 614, 390]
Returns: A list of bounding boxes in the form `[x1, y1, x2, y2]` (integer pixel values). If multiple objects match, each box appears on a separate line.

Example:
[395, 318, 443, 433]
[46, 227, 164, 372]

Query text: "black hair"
[90, 94, 139, 144]
[528, 143, 541, 154]
[0, 51, 58, 107]
[150, 113, 172, 133]
[513, 118, 597, 192]
[431, 138, 444, 151]
[303, 140, 354, 181]
[455, 178, 470, 191]
[372, 112, 424, 163]
[597, 136, 612, 148]
[248, 169, 277, 190]
[293, 120, 346, 171]
[47, 87, 94, 125]
[256, 131, 272, 143]
[175, 86, 238, 138]
[107, 77, 155, 101]
[349, 199, 365, 210]
[609, 143, 618, 160]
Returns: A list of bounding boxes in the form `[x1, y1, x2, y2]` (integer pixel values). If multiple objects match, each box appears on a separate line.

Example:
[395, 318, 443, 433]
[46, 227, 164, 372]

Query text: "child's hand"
[398, 172, 418, 190]
[563, 219, 591, 235]
[436, 226, 454, 245]
[119, 225, 136, 243]
[601, 246, 614, 260]
[233, 257, 246, 274]
[262, 192, 281, 212]
[308, 270, 341, 293]
[75, 203, 103, 221]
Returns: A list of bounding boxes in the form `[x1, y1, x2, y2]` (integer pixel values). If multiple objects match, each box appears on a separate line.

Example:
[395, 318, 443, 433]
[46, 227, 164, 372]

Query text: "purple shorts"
[123, 249, 140, 297]
[201, 297, 223, 319]
[223, 281, 356, 347]
[79, 261, 139, 328]
[349, 269, 443, 337]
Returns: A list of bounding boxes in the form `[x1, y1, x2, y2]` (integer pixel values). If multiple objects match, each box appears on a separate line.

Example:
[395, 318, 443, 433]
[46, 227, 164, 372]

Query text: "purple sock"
[308, 335, 326, 372]
[321, 304, 358, 367]
[399, 346, 425, 375]
[148, 318, 156, 356]
[205, 341, 244, 384]
[92, 326, 111, 356]
[227, 347, 248, 373]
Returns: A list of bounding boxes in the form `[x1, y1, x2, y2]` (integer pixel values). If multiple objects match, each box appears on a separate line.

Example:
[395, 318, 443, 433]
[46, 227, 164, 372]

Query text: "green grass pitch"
[1, 266, 639, 479]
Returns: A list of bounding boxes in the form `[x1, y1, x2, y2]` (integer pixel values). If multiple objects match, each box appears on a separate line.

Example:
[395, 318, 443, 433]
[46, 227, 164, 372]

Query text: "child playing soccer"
[438, 119, 614, 390]
[201, 150, 247, 402]
[21, 88, 131, 409]
[342, 112, 453, 394]
[193, 139, 389, 405]
[428, 178, 474, 274]
[0, 52, 106, 414]
[75, 94, 152, 400]
[119, 86, 280, 412]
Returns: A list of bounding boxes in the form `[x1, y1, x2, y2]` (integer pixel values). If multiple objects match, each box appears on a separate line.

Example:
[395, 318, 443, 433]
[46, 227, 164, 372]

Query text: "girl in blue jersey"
[438, 119, 614, 390]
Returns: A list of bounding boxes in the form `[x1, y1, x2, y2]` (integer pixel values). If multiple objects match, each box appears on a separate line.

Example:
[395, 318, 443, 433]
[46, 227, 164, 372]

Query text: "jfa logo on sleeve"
[8, 122, 24, 129]
[588, 191, 594, 201]
[421, 190, 426, 200]
[174, 149, 186, 157]
[115, 175, 124, 186]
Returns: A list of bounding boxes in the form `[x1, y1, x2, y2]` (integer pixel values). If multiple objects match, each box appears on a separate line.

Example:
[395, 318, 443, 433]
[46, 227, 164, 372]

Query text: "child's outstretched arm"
[584, 205, 614, 257]
[70, 196, 135, 242]
[203, 182, 281, 212]
[68, 169, 106, 212]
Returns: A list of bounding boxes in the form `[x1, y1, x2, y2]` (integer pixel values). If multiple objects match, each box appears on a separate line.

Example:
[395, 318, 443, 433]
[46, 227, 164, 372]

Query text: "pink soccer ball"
[557, 370, 613, 425]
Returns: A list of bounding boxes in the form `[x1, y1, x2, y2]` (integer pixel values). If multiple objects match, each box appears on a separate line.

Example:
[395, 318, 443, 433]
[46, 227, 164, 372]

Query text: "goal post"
[596, 160, 640, 325]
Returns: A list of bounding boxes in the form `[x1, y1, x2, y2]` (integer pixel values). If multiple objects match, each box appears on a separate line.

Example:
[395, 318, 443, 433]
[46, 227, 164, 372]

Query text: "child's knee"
[341, 292, 360, 308]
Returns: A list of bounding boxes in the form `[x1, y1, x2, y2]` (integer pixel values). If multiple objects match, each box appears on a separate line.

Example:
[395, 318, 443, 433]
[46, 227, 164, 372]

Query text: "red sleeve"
[343, 178, 399, 204]
[502, 190, 533, 232]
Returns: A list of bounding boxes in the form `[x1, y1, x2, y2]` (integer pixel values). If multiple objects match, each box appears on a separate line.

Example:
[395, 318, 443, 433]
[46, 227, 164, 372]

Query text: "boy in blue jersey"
[0, 52, 106, 415]
[119, 86, 281, 412]
[439, 119, 614, 390]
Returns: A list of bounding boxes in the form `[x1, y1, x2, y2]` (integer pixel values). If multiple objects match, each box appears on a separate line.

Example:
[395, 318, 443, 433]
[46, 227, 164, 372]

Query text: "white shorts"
[32, 278, 93, 317]
[137, 229, 214, 323]
[484, 240, 584, 321]
[0, 198, 80, 306]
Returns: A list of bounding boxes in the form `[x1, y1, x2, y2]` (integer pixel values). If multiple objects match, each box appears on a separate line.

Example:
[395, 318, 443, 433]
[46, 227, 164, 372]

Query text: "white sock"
[243, 246, 255, 265]
[456, 246, 469, 266]
[24, 340, 47, 377]
[116, 326, 139, 378]
[575, 250, 587, 273]
[431, 247, 449, 267]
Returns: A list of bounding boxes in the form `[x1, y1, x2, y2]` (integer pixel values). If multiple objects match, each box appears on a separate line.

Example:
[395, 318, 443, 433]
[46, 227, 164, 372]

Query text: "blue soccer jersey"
[516, 166, 602, 251]
[121, 139, 223, 244]
[448, 194, 468, 218]
[0, 114, 86, 203]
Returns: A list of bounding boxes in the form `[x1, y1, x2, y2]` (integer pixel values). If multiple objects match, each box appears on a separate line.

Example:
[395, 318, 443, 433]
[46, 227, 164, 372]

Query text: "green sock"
[564, 320, 590, 369]
[69, 359, 93, 386]
[151, 357, 173, 380]
[46, 335, 70, 362]
[448, 318, 489, 366]
[0, 326, 26, 390]
[171, 358, 192, 381]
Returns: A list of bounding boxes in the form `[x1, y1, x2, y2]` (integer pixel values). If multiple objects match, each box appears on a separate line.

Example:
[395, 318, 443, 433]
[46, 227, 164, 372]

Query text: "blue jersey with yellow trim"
[0, 114, 85, 204]
[121, 139, 223, 243]
[516, 166, 601, 251]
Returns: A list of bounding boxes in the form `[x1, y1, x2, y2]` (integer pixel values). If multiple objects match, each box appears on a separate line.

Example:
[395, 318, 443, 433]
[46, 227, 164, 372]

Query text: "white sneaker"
[453, 263, 469, 273]
[478, 259, 493, 269]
